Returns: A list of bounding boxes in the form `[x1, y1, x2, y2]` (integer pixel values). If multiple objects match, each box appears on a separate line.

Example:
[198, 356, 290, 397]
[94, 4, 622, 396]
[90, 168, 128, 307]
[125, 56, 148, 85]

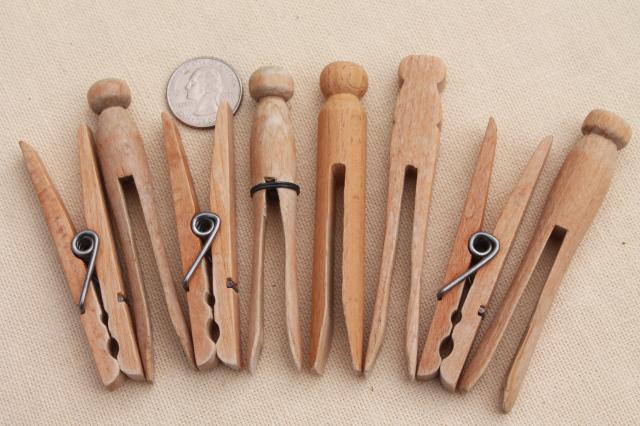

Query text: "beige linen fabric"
[1, 1, 639, 424]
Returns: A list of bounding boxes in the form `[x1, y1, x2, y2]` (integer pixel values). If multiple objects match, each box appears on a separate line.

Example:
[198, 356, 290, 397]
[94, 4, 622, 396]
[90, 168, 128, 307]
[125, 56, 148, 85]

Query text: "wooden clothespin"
[365, 55, 446, 378]
[162, 102, 242, 370]
[20, 126, 146, 389]
[459, 110, 631, 412]
[417, 118, 552, 391]
[310, 61, 368, 374]
[246, 66, 302, 373]
[88, 79, 193, 371]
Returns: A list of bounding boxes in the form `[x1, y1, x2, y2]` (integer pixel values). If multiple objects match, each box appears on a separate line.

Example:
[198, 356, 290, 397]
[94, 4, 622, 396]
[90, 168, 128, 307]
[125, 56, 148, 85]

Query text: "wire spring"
[181, 212, 221, 290]
[436, 231, 500, 300]
[71, 230, 100, 313]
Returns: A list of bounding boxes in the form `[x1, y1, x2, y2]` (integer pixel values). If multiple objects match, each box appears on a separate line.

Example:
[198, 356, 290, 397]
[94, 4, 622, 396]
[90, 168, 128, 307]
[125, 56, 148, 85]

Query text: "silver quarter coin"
[167, 57, 242, 128]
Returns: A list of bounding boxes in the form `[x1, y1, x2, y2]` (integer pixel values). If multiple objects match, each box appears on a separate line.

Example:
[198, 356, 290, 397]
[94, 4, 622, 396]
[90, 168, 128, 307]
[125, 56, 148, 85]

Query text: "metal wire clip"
[436, 231, 500, 300]
[71, 230, 100, 313]
[181, 212, 221, 290]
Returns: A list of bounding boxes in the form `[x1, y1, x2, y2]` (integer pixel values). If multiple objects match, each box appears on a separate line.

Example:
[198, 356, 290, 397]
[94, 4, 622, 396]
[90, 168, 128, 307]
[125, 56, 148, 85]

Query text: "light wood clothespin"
[310, 61, 368, 374]
[87, 79, 193, 371]
[20, 127, 146, 389]
[417, 118, 552, 391]
[365, 55, 446, 378]
[162, 102, 242, 370]
[459, 110, 631, 412]
[246, 66, 302, 373]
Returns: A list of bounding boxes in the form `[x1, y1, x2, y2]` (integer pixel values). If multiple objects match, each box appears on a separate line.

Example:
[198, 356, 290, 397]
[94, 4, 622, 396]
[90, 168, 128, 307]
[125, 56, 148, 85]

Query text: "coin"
[166, 57, 242, 128]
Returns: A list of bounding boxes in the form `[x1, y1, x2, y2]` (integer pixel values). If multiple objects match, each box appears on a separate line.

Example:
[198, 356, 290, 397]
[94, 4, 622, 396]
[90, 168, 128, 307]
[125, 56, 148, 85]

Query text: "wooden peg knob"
[249, 66, 294, 101]
[87, 78, 132, 114]
[319, 61, 368, 99]
[581, 109, 632, 150]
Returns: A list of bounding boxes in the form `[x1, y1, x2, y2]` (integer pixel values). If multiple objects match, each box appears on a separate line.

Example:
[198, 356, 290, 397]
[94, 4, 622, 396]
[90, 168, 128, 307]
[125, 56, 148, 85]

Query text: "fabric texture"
[1, 1, 639, 424]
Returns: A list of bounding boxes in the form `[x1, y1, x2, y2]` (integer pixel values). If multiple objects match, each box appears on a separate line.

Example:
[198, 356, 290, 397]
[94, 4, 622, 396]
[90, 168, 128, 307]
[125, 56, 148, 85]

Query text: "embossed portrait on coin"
[186, 66, 223, 116]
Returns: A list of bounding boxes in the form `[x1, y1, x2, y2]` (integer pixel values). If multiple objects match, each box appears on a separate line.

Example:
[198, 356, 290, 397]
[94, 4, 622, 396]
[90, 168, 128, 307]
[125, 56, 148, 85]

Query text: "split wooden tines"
[459, 110, 631, 412]
[417, 118, 552, 391]
[310, 61, 368, 375]
[246, 66, 302, 373]
[20, 128, 146, 389]
[162, 103, 241, 371]
[364, 55, 446, 379]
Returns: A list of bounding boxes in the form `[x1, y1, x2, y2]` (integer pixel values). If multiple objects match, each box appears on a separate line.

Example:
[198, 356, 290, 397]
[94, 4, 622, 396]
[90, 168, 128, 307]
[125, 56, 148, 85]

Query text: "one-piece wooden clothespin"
[459, 110, 631, 412]
[88, 79, 193, 372]
[310, 61, 368, 374]
[364, 55, 446, 378]
[162, 102, 242, 370]
[417, 118, 552, 391]
[20, 127, 146, 389]
[246, 66, 302, 373]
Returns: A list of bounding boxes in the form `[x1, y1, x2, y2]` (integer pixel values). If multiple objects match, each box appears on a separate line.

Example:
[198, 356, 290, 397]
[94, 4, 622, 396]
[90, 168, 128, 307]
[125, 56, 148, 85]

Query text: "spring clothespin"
[162, 103, 241, 370]
[417, 118, 552, 391]
[20, 127, 147, 389]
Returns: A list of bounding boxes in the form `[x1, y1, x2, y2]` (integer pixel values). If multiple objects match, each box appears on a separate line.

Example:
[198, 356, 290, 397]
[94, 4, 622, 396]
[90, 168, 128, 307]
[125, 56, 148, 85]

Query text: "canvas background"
[1, 1, 639, 424]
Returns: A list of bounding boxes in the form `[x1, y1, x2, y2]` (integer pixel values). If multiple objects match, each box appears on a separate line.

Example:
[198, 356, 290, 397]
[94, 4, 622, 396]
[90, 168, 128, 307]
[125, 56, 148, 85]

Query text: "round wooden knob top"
[87, 79, 131, 114]
[582, 109, 632, 150]
[249, 66, 294, 101]
[320, 61, 368, 99]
